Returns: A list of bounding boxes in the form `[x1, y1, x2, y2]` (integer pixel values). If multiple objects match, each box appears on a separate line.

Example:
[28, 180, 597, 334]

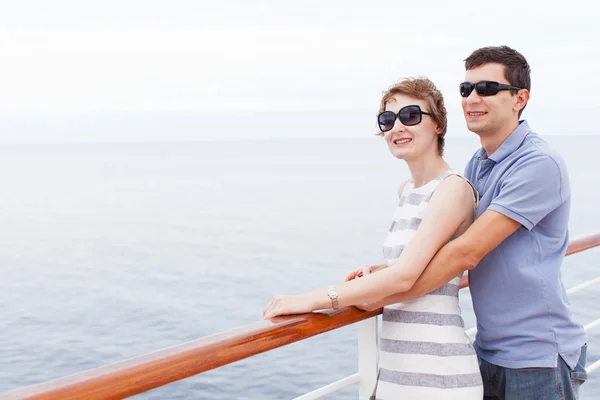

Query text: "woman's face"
[382, 94, 441, 161]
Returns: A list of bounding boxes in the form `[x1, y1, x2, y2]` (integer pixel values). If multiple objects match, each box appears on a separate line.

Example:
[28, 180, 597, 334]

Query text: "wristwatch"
[327, 286, 340, 310]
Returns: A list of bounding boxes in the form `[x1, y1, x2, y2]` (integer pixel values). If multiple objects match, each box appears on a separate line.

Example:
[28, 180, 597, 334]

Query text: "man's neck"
[480, 120, 520, 157]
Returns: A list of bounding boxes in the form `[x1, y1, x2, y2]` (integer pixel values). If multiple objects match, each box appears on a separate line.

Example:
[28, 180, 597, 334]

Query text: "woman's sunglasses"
[377, 105, 431, 132]
[459, 81, 523, 97]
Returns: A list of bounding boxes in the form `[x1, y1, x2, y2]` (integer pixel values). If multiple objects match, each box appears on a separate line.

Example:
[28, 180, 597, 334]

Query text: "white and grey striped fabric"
[374, 170, 483, 400]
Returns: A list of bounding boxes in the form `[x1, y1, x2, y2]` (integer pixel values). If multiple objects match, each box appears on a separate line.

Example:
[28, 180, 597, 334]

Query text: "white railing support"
[586, 359, 600, 374]
[358, 316, 379, 399]
[566, 276, 600, 296]
[292, 373, 360, 400]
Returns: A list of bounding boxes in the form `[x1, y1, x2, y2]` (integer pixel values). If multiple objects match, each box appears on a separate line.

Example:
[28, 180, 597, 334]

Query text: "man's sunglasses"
[377, 105, 431, 132]
[460, 81, 523, 97]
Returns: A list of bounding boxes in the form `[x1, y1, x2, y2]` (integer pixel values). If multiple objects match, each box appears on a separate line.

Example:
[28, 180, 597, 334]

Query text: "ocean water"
[1, 135, 599, 399]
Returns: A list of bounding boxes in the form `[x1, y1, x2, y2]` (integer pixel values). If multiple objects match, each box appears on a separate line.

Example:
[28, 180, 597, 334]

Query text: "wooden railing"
[3, 232, 600, 400]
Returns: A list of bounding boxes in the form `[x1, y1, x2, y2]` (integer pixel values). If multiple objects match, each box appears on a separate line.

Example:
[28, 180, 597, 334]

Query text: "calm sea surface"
[1, 136, 599, 399]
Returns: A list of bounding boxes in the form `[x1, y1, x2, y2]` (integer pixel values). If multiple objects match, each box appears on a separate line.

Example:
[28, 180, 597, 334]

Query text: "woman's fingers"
[262, 296, 277, 317]
[345, 263, 387, 282]
[263, 297, 283, 319]
[264, 308, 275, 319]
[362, 265, 371, 277]
[344, 271, 355, 281]
[345, 268, 361, 281]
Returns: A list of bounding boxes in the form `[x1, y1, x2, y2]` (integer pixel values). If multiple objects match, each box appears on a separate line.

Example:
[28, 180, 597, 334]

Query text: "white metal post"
[357, 316, 378, 399]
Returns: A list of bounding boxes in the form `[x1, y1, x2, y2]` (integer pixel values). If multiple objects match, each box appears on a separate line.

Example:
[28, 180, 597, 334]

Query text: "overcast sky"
[1, 0, 598, 141]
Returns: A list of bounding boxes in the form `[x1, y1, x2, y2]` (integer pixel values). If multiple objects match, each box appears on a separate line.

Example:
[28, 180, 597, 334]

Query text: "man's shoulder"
[504, 132, 571, 199]
[516, 132, 567, 171]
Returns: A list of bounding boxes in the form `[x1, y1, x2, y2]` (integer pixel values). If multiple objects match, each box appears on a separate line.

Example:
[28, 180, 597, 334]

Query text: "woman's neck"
[406, 152, 449, 188]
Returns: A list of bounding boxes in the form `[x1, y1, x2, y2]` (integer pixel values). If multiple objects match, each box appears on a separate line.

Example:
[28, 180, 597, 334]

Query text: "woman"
[262, 77, 483, 399]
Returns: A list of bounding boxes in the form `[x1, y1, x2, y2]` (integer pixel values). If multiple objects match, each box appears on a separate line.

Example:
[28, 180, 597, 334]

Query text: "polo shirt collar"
[486, 120, 532, 163]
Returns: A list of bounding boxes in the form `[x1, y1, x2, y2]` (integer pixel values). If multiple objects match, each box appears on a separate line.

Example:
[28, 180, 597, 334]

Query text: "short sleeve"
[488, 154, 565, 231]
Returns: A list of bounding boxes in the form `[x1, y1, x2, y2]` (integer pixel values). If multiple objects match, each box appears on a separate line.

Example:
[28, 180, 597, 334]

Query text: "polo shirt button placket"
[477, 177, 484, 192]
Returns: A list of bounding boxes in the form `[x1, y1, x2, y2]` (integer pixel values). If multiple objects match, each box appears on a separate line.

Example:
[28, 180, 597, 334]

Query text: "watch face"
[327, 286, 339, 301]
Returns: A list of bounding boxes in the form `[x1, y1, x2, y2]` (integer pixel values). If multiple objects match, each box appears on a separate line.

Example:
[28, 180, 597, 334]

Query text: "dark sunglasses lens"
[459, 83, 473, 97]
[477, 81, 499, 96]
[399, 106, 421, 126]
[378, 111, 396, 132]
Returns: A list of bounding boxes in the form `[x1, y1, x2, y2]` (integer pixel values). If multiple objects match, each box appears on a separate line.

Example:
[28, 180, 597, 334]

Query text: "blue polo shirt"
[464, 120, 586, 369]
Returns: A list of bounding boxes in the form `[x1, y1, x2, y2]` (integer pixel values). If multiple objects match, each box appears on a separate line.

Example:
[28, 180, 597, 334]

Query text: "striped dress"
[374, 170, 483, 400]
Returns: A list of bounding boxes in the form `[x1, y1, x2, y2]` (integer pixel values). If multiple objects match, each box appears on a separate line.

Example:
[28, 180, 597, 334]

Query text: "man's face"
[461, 62, 520, 136]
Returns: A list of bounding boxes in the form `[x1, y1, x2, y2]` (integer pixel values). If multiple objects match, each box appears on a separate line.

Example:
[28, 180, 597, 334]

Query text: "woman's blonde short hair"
[377, 77, 447, 155]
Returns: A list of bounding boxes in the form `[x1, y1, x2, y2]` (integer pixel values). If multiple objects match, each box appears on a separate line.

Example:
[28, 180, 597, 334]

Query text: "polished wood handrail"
[3, 232, 600, 399]
[1, 308, 381, 400]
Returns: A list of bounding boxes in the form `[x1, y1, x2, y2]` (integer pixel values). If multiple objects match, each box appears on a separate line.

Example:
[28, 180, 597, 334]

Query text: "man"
[362, 45, 587, 399]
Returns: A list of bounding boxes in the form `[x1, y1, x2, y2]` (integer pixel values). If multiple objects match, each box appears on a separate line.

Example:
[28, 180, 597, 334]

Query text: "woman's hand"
[344, 263, 388, 281]
[262, 293, 316, 320]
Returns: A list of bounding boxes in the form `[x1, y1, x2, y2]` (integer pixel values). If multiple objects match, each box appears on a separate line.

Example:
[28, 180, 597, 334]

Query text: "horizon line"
[0, 133, 598, 145]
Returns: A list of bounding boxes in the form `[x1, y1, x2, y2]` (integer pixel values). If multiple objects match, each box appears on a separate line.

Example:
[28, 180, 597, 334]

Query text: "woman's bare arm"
[263, 176, 478, 318]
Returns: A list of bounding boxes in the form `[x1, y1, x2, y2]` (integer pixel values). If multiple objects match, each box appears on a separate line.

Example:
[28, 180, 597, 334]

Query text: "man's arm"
[359, 153, 567, 310]
[358, 209, 521, 310]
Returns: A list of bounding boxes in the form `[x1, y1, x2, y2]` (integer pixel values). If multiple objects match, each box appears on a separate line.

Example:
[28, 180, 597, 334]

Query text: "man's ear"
[515, 89, 530, 113]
